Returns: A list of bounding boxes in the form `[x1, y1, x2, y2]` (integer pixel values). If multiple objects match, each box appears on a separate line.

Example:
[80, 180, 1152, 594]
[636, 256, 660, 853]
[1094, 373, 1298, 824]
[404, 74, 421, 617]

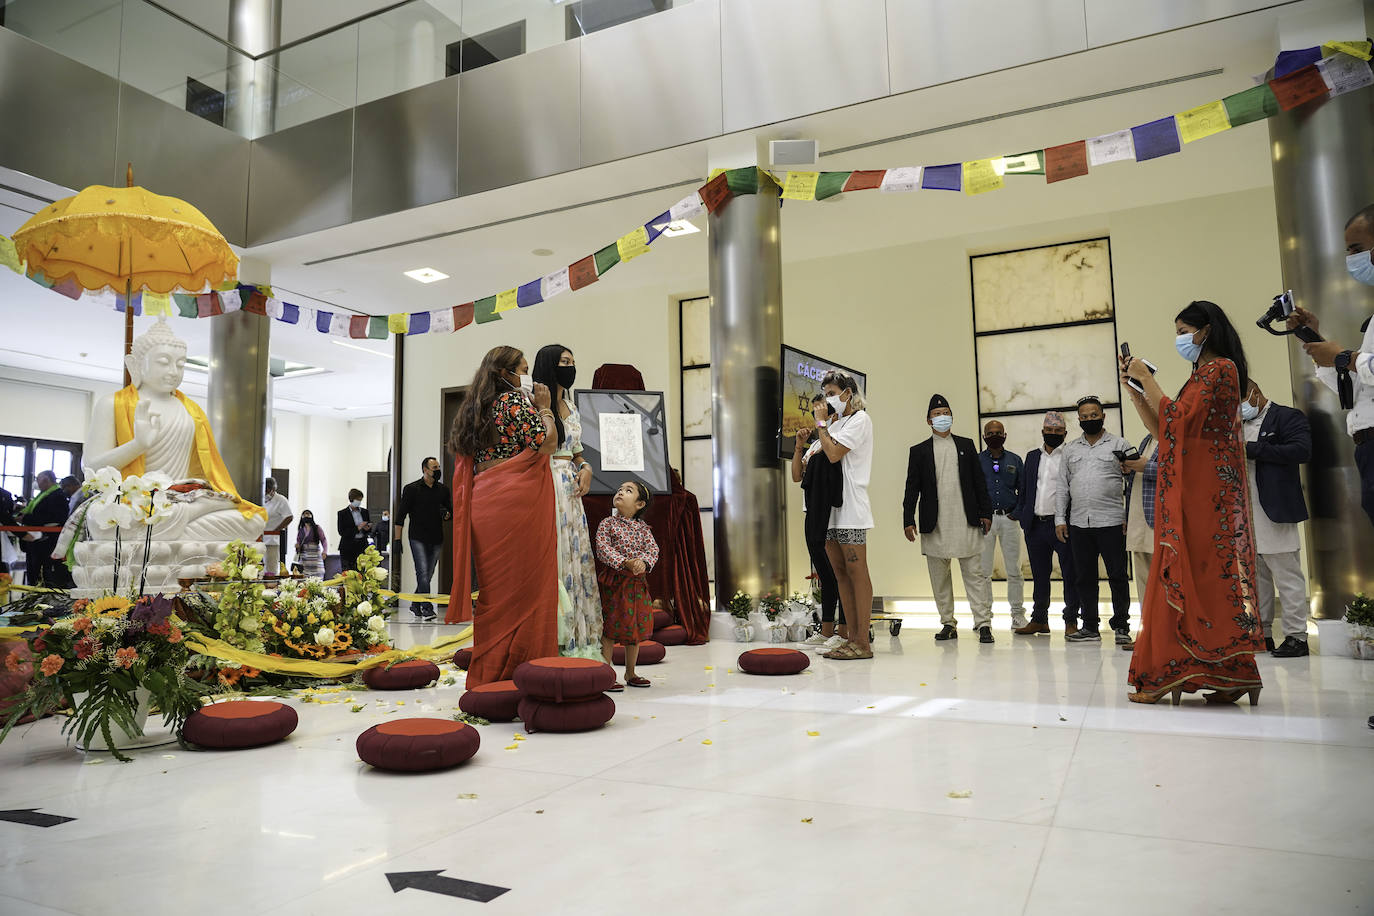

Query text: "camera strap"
[1337, 366, 1355, 411]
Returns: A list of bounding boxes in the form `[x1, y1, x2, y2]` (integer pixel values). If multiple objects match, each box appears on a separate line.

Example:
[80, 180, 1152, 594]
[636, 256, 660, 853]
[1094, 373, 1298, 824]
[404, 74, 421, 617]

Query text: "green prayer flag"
[814, 172, 851, 200]
[594, 244, 620, 276]
[1222, 84, 1280, 127]
[1002, 151, 1045, 175]
[474, 296, 501, 324]
[724, 167, 760, 196]
[366, 316, 389, 339]
[173, 293, 199, 317]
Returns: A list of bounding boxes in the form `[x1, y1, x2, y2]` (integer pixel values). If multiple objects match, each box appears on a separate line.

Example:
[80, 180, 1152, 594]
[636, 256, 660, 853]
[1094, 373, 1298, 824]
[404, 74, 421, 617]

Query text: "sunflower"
[333, 632, 353, 651]
[88, 595, 131, 618]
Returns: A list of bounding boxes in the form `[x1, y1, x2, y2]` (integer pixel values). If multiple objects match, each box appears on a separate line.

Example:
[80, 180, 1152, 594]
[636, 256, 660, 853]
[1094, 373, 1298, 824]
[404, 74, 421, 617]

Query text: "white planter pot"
[787, 624, 809, 641]
[766, 625, 787, 643]
[732, 623, 755, 642]
[72, 685, 176, 752]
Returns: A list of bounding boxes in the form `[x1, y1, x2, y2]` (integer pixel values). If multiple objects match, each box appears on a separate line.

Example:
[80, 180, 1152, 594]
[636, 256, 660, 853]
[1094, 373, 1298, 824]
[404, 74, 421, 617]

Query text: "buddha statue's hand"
[132, 400, 159, 450]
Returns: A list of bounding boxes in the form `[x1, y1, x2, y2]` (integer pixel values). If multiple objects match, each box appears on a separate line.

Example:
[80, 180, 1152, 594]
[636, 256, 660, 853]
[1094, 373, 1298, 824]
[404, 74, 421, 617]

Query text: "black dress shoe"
[1271, 636, 1309, 658]
[935, 625, 958, 641]
[1264, 636, 1276, 652]
[978, 626, 994, 644]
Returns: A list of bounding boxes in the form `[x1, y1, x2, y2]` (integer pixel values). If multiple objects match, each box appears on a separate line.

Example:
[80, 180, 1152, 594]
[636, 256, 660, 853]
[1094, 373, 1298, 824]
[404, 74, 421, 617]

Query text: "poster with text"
[780, 345, 867, 459]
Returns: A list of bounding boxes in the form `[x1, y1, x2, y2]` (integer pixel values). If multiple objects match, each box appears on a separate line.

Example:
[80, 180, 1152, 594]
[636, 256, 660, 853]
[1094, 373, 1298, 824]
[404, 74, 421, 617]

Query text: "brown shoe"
[1013, 621, 1050, 635]
[1064, 623, 1079, 638]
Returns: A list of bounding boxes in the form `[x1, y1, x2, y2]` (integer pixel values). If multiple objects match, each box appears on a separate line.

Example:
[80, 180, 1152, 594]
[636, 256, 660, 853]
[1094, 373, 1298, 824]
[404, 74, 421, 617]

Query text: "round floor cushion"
[653, 625, 687, 646]
[363, 658, 441, 690]
[518, 694, 615, 734]
[457, 679, 522, 722]
[183, 700, 299, 749]
[652, 609, 673, 631]
[738, 647, 811, 675]
[513, 657, 617, 702]
[611, 641, 665, 665]
[356, 718, 480, 772]
[451, 647, 473, 669]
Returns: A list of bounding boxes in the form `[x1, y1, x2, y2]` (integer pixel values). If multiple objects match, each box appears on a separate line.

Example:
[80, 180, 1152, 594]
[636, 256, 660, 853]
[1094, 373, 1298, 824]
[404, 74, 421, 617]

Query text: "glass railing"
[0, 0, 692, 139]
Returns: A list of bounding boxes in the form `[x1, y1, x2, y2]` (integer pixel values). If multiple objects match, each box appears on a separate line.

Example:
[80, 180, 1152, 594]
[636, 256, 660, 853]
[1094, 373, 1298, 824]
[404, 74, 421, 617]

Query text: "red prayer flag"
[242, 288, 268, 316]
[1044, 141, 1089, 183]
[568, 255, 599, 291]
[349, 315, 370, 339]
[1268, 64, 1330, 110]
[196, 293, 222, 318]
[842, 170, 886, 192]
[454, 302, 474, 330]
[700, 172, 733, 213]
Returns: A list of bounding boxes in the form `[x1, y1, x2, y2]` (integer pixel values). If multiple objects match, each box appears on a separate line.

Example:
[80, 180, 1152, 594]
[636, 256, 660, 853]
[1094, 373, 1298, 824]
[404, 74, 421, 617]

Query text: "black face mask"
[430, 467, 442, 484]
[1080, 419, 1104, 436]
[1043, 432, 1066, 449]
[984, 435, 1006, 450]
[555, 365, 577, 390]
[301, 517, 313, 525]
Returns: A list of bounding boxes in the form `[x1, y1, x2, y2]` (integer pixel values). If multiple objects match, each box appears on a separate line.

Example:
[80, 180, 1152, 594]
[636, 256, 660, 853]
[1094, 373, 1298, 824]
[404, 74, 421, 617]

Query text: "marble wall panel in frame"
[682, 367, 712, 438]
[975, 323, 1121, 416]
[971, 239, 1114, 332]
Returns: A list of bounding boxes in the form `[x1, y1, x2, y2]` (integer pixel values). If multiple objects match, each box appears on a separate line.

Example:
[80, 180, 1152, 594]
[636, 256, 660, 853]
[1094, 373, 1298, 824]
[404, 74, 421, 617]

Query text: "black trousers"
[1069, 524, 1131, 633]
[804, 528, 845, 625]
[340, 541, 367, 572]
[1357, 438, 1374, 529]
[1025, 517, 1079, 624]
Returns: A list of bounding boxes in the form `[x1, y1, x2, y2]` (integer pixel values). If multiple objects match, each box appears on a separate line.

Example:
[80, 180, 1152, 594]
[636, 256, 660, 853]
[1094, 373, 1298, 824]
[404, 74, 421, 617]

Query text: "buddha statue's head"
[126, 319, 188, 395]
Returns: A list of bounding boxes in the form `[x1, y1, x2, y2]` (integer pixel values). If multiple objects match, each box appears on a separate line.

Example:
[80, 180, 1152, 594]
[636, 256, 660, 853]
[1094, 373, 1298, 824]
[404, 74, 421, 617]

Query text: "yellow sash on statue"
[113, 385, 267, 521]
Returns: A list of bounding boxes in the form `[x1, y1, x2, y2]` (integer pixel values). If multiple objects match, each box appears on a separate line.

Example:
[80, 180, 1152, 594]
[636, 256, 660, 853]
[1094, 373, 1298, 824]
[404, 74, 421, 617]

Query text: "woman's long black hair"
[531, 343, 571, 448]
[449, 346, 523, 457]
[1176, 300, 1249, 395]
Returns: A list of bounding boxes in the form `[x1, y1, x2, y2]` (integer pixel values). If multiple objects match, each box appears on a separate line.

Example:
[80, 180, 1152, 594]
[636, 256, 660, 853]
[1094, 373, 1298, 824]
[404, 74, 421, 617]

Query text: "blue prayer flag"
[316, 310, 332, 334]
[407, 311, 431, 335]
[1274, 47, 1322, 79]
[516, 279, 543, 308]
[1131, 117, 1181, 162]
[644, 210, 671, 243]
[920, 164, 961, 191]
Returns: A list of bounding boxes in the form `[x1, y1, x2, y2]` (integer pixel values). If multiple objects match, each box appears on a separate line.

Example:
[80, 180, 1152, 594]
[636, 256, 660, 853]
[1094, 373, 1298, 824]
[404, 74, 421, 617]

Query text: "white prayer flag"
[879, 167, 922, 192]
[669, 192, 706, 222]
[218, 289, 242, 312]
[542, 267, 571, 301]
[329, 313, 352, 337]
[1318, 53, 1374, 95]
[429, 307, 454, 334]
[265, 297, 284, 319]
[1087, 130, 1135, 166]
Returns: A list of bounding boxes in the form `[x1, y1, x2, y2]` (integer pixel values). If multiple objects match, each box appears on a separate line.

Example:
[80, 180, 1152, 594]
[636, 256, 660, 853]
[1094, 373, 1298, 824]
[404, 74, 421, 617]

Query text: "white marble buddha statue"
[82, 319, 265, 543]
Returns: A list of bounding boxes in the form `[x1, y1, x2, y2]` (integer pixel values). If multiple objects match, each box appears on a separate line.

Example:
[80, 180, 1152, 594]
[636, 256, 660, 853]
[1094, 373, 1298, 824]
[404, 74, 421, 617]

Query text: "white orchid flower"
[370, 568, 387, 582]
[87, 502, 135, 531]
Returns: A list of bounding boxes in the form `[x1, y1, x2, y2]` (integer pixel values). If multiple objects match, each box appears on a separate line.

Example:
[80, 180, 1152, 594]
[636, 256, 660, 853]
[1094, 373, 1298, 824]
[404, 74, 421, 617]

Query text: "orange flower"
[168, 628, 183, 643]
[217, 667, 242, 685]
[72, 617, 93, 634]
[40, 654, 64, 676]
[242, 667, 261, 678]
[114, 647, 138, 669]
[71, 598, 89, 612]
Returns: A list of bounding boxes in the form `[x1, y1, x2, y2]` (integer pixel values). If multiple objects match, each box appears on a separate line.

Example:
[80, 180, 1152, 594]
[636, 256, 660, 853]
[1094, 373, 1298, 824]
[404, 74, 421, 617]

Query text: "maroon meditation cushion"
[651, 608, 673, 631]
[652, 625, 687, 646]
[513, 657, 617, 702]
[518, 694, 616, 734]
[182, 700, 299, 748]
[356, 718, 480, 772]
[363, 658, 441, 690]
[457, 679, 522, 722]
[737, 647, 811, 676]
[451, 647, 473, 669]
[611, 641, 665, 665]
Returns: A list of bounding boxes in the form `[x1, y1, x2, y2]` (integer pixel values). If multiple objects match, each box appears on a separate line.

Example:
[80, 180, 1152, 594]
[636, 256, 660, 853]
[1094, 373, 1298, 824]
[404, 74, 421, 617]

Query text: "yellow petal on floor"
[947, 790, 973, 799]
[807, 731, 820, 737]
[504, 744, 519, 751]
[801, 817, 813, 824]
[458, 793, 479, 799]
[701, 739, 713, 745]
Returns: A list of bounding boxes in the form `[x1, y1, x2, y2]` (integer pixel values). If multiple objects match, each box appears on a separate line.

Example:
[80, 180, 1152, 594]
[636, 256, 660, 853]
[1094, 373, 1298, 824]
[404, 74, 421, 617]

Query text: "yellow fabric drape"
[113, 385, 266, 521]
[183, 628, 472, 677]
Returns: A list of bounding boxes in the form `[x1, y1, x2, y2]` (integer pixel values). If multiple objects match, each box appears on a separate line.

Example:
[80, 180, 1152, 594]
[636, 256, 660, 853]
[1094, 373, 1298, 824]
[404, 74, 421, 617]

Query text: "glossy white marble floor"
[2, 615, 1372, 916]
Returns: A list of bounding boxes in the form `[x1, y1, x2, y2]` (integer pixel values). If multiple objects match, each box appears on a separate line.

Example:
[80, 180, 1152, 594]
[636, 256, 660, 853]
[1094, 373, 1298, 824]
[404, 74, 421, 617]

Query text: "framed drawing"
[574, 389, 673, 495]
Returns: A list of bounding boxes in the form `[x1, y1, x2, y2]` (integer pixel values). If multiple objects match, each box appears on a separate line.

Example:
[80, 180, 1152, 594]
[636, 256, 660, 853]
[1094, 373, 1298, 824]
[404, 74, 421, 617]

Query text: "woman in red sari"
[1122, 301, 1265, 705]
[448, 346, 560, 686]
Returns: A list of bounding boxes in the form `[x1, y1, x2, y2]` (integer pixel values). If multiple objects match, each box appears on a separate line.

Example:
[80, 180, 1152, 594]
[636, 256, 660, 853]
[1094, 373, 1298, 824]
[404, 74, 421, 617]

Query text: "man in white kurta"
[262, 477, 294, 576]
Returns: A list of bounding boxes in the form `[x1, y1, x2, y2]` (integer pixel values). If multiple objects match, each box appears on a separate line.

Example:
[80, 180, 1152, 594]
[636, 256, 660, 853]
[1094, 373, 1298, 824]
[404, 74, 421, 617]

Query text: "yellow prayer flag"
[1176, 100, 1231, 143]
[1323, 40, 1372, 60]
[0, 236, 21, 274]
[781, 171, 820, 200]
[387, 313, 409, 335]
[616, 226, 651, 262]
[709, 168, 727, 180]
[143, 291, 172, 316]
[962, 159, 1004, 196]
[494, 289, 518, 313]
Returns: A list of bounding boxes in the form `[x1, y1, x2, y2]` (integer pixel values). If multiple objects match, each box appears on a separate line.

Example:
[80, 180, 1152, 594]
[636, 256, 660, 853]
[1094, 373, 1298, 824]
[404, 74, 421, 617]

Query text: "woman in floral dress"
[294, 511, 327, 578]
[1121, 300, 1265, 705]
[532, 344, 603, 658]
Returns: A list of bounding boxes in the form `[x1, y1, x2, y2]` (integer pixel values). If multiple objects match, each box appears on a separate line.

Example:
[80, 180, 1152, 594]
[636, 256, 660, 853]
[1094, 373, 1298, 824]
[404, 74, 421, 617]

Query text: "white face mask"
[826, 394, 845, 417]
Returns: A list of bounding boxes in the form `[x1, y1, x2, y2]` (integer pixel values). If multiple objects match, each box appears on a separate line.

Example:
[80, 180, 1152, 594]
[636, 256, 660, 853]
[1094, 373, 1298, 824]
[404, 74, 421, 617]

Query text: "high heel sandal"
[1203, 687, 1261, 706]
[1128, 686, 1184, 705]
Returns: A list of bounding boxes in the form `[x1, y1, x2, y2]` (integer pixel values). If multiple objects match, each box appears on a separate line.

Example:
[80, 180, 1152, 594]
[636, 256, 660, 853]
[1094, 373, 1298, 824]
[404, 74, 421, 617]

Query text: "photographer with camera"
[1285, 203, 1374, 528]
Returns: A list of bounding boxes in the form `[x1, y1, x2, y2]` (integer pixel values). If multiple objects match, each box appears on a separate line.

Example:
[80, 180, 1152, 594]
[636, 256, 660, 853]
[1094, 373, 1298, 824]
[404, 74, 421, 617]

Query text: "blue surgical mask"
[931, 415, 954, 433]
[1176, 332, 1203, 363]
[1240, 401, 1259, 421]
[1348, 250, 1374, 286]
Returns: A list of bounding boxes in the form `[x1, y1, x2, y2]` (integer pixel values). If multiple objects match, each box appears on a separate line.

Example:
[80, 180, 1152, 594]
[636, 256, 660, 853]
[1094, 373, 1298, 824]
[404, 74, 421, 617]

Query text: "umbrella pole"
[123, 277, 133, 388]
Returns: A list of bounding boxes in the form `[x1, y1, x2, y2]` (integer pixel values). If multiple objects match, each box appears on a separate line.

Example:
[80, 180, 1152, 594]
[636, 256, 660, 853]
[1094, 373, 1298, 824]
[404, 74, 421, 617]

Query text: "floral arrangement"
[726, 590, 754, 620]
[1346, 593, 1374, 628]
[806, 572, 823, 605]
[758, 592, 786, 622]
[0, 594, 205, 762]
[77, 469, 176, 592]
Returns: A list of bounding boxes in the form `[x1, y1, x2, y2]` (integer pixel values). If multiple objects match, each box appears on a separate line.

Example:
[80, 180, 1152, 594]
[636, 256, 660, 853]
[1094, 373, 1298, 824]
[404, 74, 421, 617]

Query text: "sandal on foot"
[1204, 686, 1261, 706]
[626, 676, 651, 688]
[1128, 686, 1183, 705]
[823, 641, 873, 660]
[607, 682, 625, 692]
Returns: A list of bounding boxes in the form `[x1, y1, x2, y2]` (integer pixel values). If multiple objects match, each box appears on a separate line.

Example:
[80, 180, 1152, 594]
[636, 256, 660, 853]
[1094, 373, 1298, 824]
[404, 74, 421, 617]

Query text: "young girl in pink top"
[596, 481, 659, 689]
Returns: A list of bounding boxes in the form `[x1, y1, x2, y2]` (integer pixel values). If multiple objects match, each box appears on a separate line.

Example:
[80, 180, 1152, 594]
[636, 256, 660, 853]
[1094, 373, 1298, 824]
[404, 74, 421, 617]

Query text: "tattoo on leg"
[845, 548, 859, 563]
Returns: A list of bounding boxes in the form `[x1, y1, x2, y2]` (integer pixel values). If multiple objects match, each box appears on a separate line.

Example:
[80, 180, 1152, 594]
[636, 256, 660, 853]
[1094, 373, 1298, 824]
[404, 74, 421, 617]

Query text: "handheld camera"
[1258, 290, 1323, 344]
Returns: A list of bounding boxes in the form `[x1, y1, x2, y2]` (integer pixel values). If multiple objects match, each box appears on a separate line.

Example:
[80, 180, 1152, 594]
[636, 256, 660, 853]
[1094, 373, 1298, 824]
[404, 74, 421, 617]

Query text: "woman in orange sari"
[1122, 300, 1265, 705]
[448, 346, 560, 687]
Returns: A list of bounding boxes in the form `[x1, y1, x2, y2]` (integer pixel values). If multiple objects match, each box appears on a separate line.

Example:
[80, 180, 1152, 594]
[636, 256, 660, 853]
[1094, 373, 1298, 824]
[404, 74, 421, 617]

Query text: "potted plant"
[726, 590, 755, 642]
[1345, 593, 1374, 659]
[786, 591, 816, 640]
[759, 592, 787, 642]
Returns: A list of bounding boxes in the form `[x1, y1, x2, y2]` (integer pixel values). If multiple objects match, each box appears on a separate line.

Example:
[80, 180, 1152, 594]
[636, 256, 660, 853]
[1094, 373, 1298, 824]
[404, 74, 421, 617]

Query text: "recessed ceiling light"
[532, 248, 554, 257]
[660, 220, 700, 237]
[403, 267, 449, 284]
[331, 340, 394, 359]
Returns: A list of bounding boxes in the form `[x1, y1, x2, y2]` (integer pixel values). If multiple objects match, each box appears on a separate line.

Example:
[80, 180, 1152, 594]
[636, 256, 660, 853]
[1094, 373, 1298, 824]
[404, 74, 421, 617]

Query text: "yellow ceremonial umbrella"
[11, 165, 239, 384]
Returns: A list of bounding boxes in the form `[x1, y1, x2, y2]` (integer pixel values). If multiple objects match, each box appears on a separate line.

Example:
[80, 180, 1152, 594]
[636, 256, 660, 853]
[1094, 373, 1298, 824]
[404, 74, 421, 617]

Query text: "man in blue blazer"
[1242, 382, 1313, 658]
[1011, 411, 1081, 635]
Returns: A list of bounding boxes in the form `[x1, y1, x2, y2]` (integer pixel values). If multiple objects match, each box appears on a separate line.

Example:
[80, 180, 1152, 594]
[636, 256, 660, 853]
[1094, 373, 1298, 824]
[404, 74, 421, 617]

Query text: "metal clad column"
[209, 258, 271, 504]
[226, 0, 281, 137]
[1268, 6, 1374, 615]
[709, 171, 786, 608]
